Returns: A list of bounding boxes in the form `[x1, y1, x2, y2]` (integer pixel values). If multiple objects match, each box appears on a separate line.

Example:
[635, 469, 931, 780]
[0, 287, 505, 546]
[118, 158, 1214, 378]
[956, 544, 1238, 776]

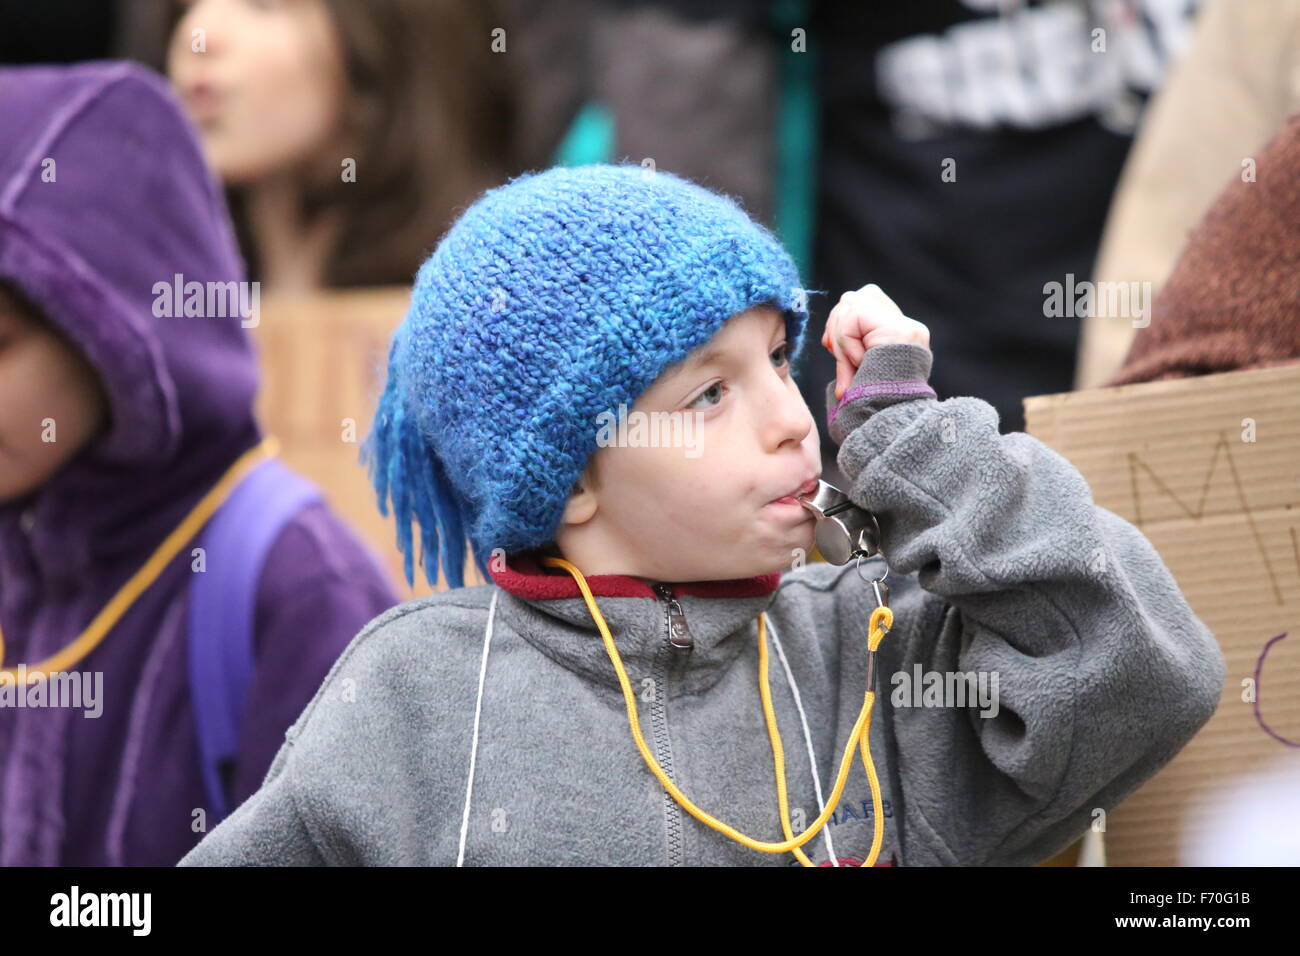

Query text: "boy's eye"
[687, 382, 725, 410]
[685, 344, 793, 410]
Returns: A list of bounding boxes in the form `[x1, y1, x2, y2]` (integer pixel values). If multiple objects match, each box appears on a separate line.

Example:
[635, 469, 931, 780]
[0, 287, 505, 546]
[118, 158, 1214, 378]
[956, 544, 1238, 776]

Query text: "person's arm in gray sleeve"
[178, 734, 327, 866]
[826, 343, 1226, 866]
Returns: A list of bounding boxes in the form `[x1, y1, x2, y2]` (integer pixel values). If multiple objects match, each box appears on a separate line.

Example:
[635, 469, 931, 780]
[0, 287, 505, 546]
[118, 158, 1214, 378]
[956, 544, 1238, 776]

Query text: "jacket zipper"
[648, 583, 692, 865]
[654, 583, 694, 651]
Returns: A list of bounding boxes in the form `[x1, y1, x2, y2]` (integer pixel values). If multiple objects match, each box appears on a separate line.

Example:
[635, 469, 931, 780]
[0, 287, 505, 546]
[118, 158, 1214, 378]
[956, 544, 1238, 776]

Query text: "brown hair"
[306, 0, 518, 286]
[125, 0, 528, 287]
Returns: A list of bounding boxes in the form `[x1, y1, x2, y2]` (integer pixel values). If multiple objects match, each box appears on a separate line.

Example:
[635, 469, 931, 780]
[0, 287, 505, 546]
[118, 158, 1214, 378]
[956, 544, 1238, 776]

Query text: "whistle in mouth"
[796, 479, 881, 566]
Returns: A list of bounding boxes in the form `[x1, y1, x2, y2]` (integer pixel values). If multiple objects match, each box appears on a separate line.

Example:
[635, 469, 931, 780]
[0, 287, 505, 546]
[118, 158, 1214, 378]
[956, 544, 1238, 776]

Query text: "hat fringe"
[363, 338, 477, 590]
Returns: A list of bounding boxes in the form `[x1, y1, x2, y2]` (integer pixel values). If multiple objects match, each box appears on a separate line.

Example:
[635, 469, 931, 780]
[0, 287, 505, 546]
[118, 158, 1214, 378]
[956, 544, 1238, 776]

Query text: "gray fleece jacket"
[178, 344, 1225, 867]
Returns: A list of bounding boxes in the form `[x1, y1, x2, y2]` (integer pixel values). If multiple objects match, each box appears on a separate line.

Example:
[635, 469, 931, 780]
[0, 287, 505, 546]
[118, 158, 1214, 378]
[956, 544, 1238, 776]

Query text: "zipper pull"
[652, 583, 694, 651]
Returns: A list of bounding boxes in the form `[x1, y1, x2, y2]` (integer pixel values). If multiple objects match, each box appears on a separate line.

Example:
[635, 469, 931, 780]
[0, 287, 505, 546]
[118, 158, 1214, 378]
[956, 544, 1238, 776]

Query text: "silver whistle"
[796, 479, 881, 566]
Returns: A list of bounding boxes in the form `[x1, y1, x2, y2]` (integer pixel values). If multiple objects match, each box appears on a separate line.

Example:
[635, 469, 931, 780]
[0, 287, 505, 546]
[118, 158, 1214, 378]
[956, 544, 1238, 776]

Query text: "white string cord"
[457, 588, 498, 866]
[765, 612, 840, 866]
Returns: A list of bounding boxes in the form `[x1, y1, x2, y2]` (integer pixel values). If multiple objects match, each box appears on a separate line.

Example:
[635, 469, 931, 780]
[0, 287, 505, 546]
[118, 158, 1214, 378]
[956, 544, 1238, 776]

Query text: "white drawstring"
[457, 588, 498, 866]
[765, 613, 840, 866]
[457, 589, 840, 866]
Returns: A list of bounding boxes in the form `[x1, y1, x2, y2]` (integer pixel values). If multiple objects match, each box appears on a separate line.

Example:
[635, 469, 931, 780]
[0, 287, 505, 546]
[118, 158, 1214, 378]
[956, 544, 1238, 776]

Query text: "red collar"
[489, 550, 781, 600]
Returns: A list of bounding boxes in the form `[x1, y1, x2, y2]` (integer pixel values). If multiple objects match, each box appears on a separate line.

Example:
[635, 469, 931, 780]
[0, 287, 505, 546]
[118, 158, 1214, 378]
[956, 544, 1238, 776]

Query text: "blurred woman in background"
[130, 0, 575, 291]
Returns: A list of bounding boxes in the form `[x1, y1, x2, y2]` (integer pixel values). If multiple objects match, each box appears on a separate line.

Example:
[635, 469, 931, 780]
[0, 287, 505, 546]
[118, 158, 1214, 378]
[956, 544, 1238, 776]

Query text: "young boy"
[178, 163, 1225, 867]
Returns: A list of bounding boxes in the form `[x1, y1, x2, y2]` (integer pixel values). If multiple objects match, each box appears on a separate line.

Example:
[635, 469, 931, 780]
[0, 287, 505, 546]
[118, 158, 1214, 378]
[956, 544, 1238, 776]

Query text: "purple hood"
[0, 60, 261, 572]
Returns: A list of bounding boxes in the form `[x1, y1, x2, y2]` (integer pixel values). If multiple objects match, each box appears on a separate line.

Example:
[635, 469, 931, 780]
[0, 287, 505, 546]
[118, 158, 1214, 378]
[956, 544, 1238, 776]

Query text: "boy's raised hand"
[822, 284, 931, 399]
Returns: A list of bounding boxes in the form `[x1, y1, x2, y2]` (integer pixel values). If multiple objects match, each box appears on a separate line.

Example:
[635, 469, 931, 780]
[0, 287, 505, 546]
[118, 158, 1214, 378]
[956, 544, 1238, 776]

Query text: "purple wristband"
[831, 379, 937, 423]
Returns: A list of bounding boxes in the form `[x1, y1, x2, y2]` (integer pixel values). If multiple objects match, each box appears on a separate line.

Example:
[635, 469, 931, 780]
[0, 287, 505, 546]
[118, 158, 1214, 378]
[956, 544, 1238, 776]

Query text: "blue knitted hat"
[363, 163, 810, 589]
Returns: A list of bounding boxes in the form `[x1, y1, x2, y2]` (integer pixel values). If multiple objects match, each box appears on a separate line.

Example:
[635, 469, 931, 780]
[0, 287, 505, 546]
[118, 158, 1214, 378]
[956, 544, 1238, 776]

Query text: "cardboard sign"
[1025, 362, 1300, 866]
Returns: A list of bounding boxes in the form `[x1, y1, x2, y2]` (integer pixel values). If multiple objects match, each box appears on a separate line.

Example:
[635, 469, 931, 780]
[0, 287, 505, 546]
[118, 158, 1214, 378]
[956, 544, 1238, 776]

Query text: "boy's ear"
[561, 463, 599, 526]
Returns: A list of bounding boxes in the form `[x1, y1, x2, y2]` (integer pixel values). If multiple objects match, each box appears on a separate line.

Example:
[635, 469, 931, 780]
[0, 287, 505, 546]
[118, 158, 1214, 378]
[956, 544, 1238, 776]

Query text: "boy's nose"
[760, 379, 816, 451]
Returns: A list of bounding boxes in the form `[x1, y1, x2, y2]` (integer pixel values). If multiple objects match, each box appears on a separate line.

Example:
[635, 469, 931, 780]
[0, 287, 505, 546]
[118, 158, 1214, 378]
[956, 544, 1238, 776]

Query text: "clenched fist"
[822, 284, 931, 399]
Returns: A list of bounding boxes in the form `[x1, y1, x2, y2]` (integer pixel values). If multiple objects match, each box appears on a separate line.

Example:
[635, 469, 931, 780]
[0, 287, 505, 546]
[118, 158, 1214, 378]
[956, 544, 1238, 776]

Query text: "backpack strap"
[187, 456, 323, 823]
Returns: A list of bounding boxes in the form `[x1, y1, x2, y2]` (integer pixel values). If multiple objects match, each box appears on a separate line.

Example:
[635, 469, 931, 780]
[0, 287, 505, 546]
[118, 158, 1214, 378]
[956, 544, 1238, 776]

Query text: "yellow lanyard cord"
[0, 437, 280, 683]
[541, 555, 894, 867]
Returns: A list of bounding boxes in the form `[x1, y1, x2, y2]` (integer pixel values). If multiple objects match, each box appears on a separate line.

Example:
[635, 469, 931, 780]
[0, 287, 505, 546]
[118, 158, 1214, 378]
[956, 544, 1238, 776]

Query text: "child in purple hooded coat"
[0, 61, 400, 865]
